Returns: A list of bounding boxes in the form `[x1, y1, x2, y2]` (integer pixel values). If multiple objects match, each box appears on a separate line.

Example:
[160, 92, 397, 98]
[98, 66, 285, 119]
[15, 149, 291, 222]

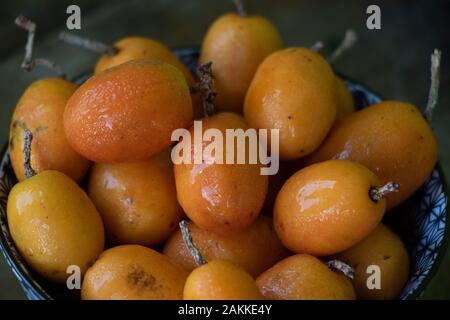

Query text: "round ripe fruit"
[93, 37, 203, 119]
[82, 245, 188, 300]
[332, 224, 409, 300]
[64, 60, 193, 163]
[94, 37, 195, 82]
[200, 13, 282, 113]
[306, 101, 438, 209]
[163, 215, 289, 277]
[274, 160, 387, 256]
[87, 148, 184, 247]
[244, 48, 337, 160]
[183, 259, 263, 300]
[174, 112, 268, 235]
[9, 78, 90, 182]
[256, 254, 356, 300]
[335, 77, 355, 120]
[7, 170, 104, 283]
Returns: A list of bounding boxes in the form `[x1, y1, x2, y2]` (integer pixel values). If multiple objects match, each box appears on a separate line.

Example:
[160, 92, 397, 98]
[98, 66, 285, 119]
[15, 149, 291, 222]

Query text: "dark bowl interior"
[0, 47, 448, 300]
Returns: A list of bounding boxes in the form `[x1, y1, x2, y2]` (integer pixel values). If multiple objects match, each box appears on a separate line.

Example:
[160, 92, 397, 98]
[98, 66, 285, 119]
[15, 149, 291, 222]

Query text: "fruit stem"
[23, 130, 36, 179]
[328, 29, 358, 64]
[310, 41, 324, 53]
[15, 15, 66, 78]
[179, 220, 207, 266]
[58, 31, 119, 57]
[424, 49, 441, 122]
[232, 0, 247, 17]
[326, 260, 355, 279]
[191, 62, 217, 117]
[369, 182, 400, 202]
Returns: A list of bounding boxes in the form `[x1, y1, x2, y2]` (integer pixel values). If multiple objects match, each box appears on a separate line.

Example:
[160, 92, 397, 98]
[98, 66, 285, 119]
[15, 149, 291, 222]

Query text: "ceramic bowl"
[0, 48, 448, 299]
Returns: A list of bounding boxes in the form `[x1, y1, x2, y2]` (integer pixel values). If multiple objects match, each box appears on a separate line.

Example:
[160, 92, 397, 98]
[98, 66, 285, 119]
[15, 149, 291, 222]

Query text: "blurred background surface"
[0, 0, 449, 299]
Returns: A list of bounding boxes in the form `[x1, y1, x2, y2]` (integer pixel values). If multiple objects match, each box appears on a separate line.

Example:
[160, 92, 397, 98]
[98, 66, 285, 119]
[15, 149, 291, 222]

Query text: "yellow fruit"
[174, 112, 268, 235]
[9, 78, 90, 182]
[82, 245, 188, 300]
[244, 48, 337, 159]
[274, 160, 386, 256]
[332, 224, 409, 299]
[257, 254, 356, 300]
[88, 148, 184, 247]
[200, 13, 283, 113]
[307, 101, 438, 209]
[7, 170, 104, 283]
[163, 215, 289, 277]
[183, 260, 263, 300]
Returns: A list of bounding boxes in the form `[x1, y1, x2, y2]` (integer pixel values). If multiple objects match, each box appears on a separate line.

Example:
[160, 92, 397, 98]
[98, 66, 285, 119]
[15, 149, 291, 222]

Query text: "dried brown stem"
[191, 62, 217, 117]
[59, 31, 119, 56]
[179, 220, 207, 266]
[369, 182, 400, 202]
[232, 0, 247, 17]
[424, 49, 441, 122]
[328, 29, 358, 64]
[326, 260, 355, 280]
[23, 130, 36, 179]
[15, 15, 65, 78]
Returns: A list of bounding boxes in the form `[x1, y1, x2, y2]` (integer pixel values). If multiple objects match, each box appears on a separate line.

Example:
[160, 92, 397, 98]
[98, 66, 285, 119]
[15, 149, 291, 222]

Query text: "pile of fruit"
[5, 1, 441, 300]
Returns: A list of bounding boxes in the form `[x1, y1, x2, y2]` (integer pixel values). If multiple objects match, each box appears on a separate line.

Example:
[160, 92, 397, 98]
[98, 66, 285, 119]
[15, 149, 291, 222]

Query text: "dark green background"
[0, 0, 449, 299]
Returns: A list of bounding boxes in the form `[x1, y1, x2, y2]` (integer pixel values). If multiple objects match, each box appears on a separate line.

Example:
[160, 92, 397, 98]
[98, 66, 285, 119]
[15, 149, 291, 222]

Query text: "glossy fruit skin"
[274, 160, 385, 256]
[163, 215, 289, 277]
[7, 170, 104, 283]
[200, 13, 283, 114]
[9, 78, 90, 182]
[244, 48, 337, 160]
[82, 245, 188, 300]
[183, 260, 264, 300]
[335, 77, 355, 120]
[88, 148, 184, 247]
[306, 101, 438, 209]
[332, 224, 409, 300]
[256, 254, 356, 300]
[94, 37, 203, 119]
[174, 112, 268, 235]
[64, 60, 193, 163]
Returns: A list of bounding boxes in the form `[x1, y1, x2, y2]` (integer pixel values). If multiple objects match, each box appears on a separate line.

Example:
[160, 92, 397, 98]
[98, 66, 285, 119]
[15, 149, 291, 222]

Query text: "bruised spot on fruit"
[12, 120, 27, 130]
[302, 54, 312, 62]
[383, 255, 392, 260]
[288, 115, 293, 120]
[35, 125, 48, 133]
[127, 264, 158, 291]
